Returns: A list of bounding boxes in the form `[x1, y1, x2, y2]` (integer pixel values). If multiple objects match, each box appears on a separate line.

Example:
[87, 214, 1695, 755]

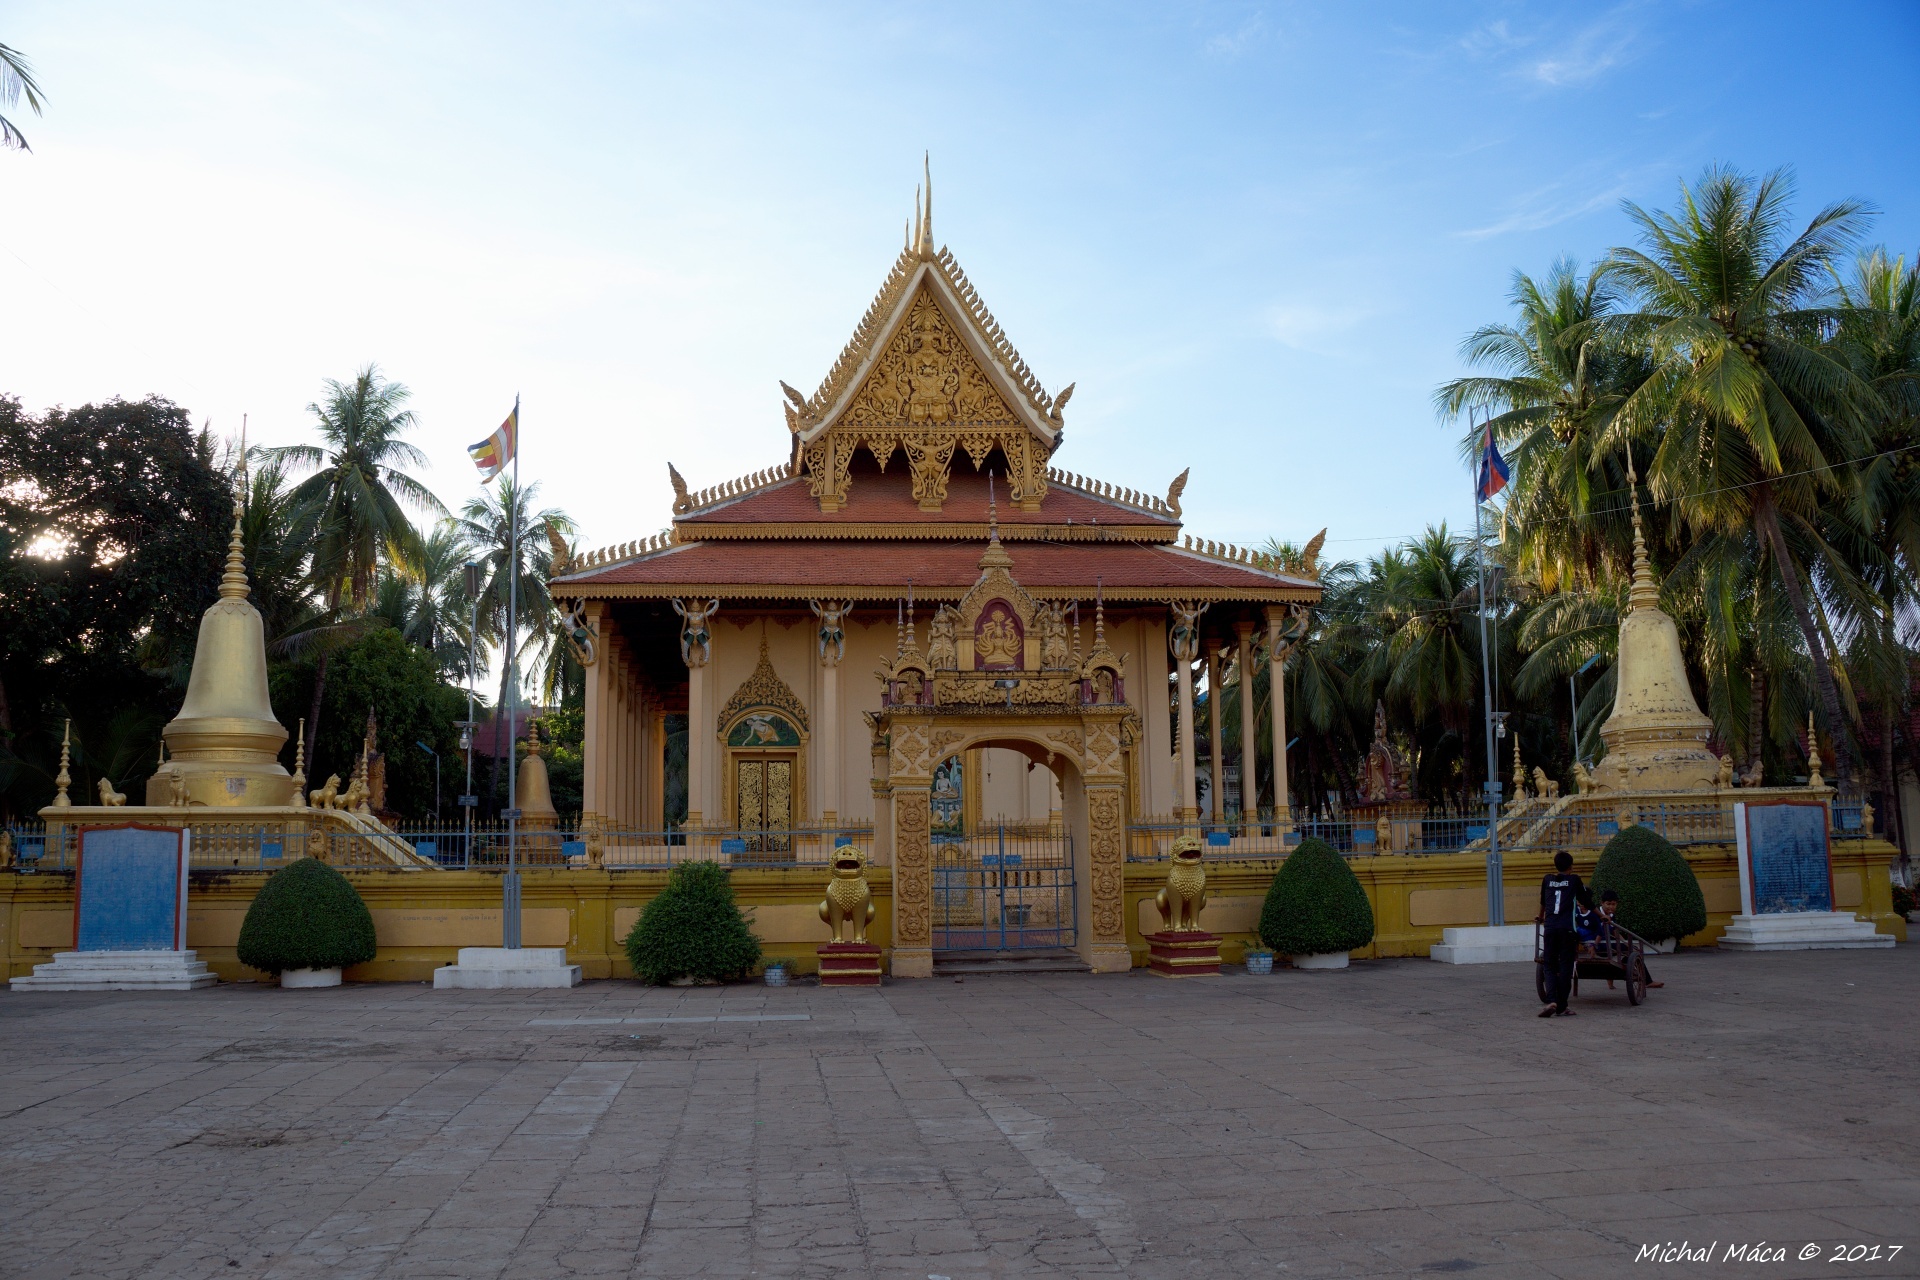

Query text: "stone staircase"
[931, 947, 1093, 976]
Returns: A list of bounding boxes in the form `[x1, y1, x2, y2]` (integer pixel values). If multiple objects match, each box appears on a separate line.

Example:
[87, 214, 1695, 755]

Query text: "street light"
[461, 561, 481, 863]
[417, 741, 440, 821]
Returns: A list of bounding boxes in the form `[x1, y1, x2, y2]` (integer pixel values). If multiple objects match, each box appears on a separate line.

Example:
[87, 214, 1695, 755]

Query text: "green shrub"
[624, 861, 762, 984]
[236, 857, 377, 975]
[1259, 837, 1375, 957]
[1590, 825, 1707, 944]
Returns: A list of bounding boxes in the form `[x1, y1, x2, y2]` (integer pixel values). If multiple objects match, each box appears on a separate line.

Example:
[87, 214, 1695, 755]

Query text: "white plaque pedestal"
[1429, 924, 1535, 964]
[11, 950, 218, 991]
[1719, 912, 1892, 951]
[433, 947, 582, 989]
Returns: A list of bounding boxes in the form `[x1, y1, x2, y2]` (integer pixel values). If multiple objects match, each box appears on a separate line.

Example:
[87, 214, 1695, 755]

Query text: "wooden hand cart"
[1534, 917, 1653, 1007]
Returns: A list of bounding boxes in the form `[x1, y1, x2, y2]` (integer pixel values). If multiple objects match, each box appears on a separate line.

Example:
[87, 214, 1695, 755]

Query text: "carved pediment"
[717, 638, 809, 738]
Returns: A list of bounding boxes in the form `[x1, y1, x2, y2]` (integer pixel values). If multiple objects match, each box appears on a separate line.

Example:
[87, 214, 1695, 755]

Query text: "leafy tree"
[271, 626, 464, 819]
[0, 41, 44, 152]
[0, 396, 230, 818]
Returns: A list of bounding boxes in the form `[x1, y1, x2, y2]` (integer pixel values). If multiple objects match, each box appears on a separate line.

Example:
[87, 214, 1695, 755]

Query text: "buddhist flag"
[1476, 421, 1510, 502]
[468, 403, 518, 482]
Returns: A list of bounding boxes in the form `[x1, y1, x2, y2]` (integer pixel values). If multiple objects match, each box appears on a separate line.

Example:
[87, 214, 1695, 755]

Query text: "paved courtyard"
[2, 946, 1914, 1280]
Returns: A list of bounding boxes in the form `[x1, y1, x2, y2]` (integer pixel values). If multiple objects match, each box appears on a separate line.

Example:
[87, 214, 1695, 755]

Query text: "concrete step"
[932, 948, 1093, 975]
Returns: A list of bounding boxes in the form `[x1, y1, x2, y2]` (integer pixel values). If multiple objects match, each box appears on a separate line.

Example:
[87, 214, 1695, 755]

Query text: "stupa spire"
[1626, 461, 1658, 612]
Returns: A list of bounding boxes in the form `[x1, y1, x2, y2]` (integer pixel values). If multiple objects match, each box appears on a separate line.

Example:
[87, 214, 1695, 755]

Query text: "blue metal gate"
[932, 823, 1076, 950]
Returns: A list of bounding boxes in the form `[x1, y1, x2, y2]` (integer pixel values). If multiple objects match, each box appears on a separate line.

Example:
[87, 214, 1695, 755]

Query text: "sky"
[4, 1, 1919, 567]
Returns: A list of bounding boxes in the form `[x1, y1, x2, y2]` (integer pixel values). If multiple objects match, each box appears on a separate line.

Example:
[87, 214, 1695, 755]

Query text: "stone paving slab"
[1, 946, 1915, 1278]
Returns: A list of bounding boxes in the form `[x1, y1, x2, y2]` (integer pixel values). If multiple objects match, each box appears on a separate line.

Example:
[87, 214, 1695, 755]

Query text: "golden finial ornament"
[290, 719, 308, 807]
[52, 719, 72, 808]
[1511, 734, 1528, 800]
[1806, 711, 1823, 788]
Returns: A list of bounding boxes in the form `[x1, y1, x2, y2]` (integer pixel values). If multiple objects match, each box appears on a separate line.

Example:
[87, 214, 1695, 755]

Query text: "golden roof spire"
[1625, 461, 1658, 612]
[218, 494, 250, 601]
[921, 152, 932, 252]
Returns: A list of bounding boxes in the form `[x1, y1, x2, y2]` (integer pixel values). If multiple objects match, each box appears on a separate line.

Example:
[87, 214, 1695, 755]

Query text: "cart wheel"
[1534, 961, 1550, 1005]
[1626, 958, 1647, 1006]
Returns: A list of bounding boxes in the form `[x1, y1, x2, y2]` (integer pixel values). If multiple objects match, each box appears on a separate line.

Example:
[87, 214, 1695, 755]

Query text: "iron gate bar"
[932, 822, 1076, 952]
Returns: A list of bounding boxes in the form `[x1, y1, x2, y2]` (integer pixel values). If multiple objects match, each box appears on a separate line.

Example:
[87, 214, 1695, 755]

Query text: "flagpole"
[504, 393, 521, 949]
[1474, 417, 1504, 927]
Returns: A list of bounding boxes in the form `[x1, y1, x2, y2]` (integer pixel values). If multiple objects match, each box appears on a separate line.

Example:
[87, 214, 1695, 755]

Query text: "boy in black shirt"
[1536, 851, 1592, 1017]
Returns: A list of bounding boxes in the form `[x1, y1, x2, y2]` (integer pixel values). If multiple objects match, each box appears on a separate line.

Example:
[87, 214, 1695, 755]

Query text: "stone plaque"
[1736, 801, 1833, 915]
[75, 825, 190, 951]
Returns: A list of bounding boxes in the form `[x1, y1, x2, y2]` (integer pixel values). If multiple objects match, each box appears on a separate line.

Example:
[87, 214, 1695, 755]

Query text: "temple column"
[1236, 621, 1259, 825]
[1205, 645, 1226, 828]
[1266, 607, 1293, 826]
[1170, 603, 1204, 826]
[888, 720, 933, 977]
[582, 605, 609, 826]
[812, 600, 845, 827]
[678, 601, 716, 829]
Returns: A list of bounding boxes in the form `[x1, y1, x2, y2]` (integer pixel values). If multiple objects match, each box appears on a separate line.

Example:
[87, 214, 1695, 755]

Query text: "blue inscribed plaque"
[1206, 831, 1232, 847]
[1744, 803, 1832, 914]
[76, 826, 188, 950]
[720, 838, 747, 855]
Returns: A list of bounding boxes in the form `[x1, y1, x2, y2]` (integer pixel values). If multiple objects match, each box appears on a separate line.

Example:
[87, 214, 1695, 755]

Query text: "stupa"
[1585, 468, 1720, 794]
[145, 495, 297, 807]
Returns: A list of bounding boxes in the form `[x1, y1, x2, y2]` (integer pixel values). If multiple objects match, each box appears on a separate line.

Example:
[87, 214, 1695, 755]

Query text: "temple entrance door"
[734, 754, 794, 855]
[932, 822, 1076, 951]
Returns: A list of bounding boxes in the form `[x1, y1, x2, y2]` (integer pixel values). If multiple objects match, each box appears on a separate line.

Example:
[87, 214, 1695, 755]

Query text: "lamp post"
[417, 741, 440, 821]
[460, 561, 481, 865]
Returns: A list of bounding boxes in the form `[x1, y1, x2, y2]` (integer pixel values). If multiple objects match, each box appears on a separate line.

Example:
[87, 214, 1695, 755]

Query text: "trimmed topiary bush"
[1590, 825, 1707, 945]
[236, 857, 377, 976]
[1259, 837, 1375, 958]
[624, 860, 762, 984]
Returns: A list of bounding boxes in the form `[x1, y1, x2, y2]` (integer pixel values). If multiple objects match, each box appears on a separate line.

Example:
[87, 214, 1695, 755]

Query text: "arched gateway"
[549, 175, 1323, 975]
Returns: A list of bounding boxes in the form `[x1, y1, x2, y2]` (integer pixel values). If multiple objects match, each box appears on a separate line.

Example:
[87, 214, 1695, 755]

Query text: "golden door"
[735, 757, 793, 853]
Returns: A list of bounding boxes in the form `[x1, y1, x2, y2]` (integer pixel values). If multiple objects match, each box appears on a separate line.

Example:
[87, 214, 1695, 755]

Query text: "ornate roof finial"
[895, 597, 904, 658]
[1094, 579, 1106, 647]
[1072, 601, 1082, 661]
[52, 719, 72, 808]
[1806, 711, 1823, 787]
[1625, 459, 1658, 613]
[912, 183, 924, 257]
[921, 151, 932, 251]
[905, 581, 915, 650]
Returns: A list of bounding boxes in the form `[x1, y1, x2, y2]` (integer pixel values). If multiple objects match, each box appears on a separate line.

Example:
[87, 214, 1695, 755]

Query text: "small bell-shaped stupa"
[146, 493, 295, 806]
[1588, 468, 1720, 794]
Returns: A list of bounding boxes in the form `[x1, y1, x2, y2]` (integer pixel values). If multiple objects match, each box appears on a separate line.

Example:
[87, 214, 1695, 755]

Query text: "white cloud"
[1263, 300, 1370, 352]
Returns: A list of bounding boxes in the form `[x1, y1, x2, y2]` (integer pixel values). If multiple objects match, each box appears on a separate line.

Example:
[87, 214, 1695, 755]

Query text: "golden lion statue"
[96, 778, 127, 806]
[819, 847, 875, 944]
[1154, 833, 1209, 933]
[310, 775, 342, 809]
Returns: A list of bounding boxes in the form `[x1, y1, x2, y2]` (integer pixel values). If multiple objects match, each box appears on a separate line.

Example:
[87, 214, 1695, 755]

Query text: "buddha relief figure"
[1039, 603, 1072, 669]
[901, 669, 926, 703]
[975, 601, 1022, 669]
[926, 606, 959, 670]
[1091, 667, 1116, 704]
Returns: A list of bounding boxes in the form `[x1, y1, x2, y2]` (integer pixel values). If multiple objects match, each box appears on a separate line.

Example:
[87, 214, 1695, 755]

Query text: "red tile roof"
[557, 537, 1316, 601]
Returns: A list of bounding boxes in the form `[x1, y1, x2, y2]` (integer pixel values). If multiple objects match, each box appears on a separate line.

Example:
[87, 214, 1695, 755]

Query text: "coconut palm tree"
[1, 42, 44, 152]
[1603, 166, 1882, 787]
[454, 477, 575, 797]
[1436, 258, 1653, 591]
[264, 364, 445, 766]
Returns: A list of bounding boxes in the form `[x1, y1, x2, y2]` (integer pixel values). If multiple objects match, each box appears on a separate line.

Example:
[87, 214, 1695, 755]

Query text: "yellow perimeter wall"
[2, 844, 1902, 982]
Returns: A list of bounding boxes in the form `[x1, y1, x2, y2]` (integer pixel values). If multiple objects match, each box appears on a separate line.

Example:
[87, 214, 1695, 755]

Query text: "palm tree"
[454, 477, 575, 798]
[1, 42, 44, 152]
[1603, 167, 1882, 787]
[1437, 258, 1653, 591]
[264, 364, 445, 767]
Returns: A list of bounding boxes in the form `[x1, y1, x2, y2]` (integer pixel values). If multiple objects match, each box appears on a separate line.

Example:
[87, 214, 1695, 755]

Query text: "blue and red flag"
[1476, 422, 1510, 501]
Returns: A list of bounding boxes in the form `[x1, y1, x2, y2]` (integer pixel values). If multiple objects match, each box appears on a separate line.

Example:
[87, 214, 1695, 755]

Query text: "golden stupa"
[145, 495, 296, 807]
[1586, 470, 1720, 794]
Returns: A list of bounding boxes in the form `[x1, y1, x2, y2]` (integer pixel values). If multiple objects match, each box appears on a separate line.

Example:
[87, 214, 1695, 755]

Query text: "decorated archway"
[873, 528, 1137, 976]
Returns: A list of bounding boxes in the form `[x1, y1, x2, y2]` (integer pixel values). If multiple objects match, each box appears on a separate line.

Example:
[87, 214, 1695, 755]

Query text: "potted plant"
[1258, 837, 1375, 969]
[764, 960, 790, 987]
[1243, 947, 1275, 976]
[236, 857, 377, 987]
[1590, 826, 1706, 951]
[624, 861, 762, 985]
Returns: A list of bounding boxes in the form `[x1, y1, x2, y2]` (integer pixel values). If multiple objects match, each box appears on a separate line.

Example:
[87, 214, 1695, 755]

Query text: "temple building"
[551, 180, 1323, 974]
